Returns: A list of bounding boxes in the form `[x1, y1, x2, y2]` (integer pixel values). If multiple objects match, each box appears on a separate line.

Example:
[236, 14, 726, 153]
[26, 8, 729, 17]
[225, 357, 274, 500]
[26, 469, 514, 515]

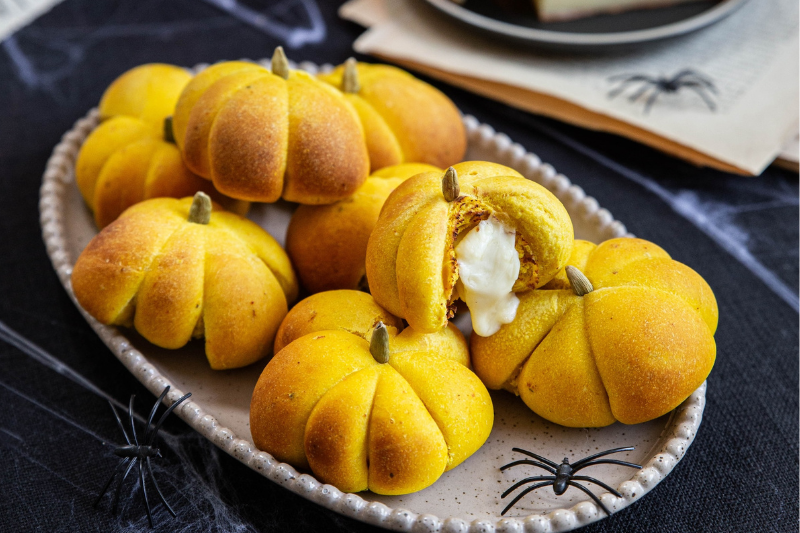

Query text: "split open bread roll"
[366, 162, 573, 333]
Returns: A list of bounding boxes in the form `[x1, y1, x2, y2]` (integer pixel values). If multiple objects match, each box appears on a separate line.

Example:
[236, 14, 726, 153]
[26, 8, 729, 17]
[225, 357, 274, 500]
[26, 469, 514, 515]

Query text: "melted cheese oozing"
[455, 217, 520, 337]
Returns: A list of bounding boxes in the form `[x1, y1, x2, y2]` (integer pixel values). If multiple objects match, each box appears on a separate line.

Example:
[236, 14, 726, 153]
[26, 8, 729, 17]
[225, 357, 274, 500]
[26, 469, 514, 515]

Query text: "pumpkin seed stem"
[188, 192, 212, 225]
[163, 116, 175, 144]
[271, 46, 290, 79]
[342, 58, 360, 93]
[565, 266, 593, 296]
[369, 322, 390, 364]
[442, 167, 460, 202]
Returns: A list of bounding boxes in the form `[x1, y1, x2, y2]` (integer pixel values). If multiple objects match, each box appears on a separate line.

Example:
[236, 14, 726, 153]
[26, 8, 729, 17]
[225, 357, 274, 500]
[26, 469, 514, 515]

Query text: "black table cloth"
[1, 1, 797, 532]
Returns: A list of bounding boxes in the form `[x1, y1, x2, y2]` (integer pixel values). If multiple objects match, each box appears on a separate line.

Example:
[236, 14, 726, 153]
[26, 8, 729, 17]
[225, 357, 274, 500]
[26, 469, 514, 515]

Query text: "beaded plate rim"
[38, 60, 705, 533]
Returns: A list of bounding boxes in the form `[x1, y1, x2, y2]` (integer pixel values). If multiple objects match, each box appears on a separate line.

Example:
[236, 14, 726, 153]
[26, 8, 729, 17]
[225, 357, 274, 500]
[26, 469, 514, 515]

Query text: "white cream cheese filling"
[455, 216, 520, 337]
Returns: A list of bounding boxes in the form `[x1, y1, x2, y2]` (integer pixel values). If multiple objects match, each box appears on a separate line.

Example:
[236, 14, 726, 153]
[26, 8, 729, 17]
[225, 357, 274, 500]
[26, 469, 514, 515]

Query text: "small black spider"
[500, 446, 642, 516]
[94, 386, 191, 527]
[608, 69, 718, 114]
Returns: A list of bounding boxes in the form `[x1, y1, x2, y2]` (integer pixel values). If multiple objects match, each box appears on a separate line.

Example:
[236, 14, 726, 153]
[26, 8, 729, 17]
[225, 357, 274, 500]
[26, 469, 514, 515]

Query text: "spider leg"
[608, 79, 643, 99]
[608, 76, 660, 99]
[571, 459, 642, 474]
[510, 448, 559, 468]
[608, 73, 637, 82]
[607, 74, 659, 83]
[500, 459, 556, 474]
[112, 457, 137, 515]
[146, 392, 191, 447]
[629, 83, 654, 103]
[567, 481, 612, 516]
[671, 69, 701, 82]
[572, 476, 623, 498]
[139, 459, 154, 528]
[683, 76, 718, 93]
[500, 481, 554, 516]
[128, 395, 139, 446]
[572, 447, 635, 469]
[147, 456, 177, 517]
[674, 70, 717, 91]
[501, 476, 555, 498]
[683, 84, 718, 111]
[108, 401, 131, 445]
[144, 386, 171, 443]
[93, 458, 129, 508]
[643, 89, 662, 114]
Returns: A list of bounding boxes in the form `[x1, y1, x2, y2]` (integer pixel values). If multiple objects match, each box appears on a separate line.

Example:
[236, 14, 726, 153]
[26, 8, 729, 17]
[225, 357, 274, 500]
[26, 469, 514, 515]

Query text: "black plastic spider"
[500, 446, 642, 516]
[608, 69, 718, 114]
[94, 386, 191, 527]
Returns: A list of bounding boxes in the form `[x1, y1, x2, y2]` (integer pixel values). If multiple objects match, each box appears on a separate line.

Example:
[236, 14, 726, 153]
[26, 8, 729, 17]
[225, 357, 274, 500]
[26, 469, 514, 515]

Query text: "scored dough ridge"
[500, 294, 578, 392]
[106, 209, 186, 326]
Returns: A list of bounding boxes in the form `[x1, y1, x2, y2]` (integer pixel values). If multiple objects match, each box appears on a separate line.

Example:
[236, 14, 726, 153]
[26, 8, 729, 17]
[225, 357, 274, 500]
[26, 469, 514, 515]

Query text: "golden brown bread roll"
[366, 162, 574, 333]
[286, 162, 440, 294]
[172, 49, 370, 204]
[318, 59, 467, 171]
[72, 193, 297, 369]
[471, 238, 718, 426]
[76, 64, 248, 228]
[250, 290, 493, 495]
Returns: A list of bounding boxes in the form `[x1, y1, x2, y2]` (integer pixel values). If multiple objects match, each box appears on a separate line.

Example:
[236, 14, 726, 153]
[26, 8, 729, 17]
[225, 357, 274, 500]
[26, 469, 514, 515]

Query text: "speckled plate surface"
[39, 60, 705, 533]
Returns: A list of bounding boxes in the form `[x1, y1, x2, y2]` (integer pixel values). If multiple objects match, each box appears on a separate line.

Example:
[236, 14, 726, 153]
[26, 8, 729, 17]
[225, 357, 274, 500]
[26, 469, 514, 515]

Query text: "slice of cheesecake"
[534, 0, 705, 22]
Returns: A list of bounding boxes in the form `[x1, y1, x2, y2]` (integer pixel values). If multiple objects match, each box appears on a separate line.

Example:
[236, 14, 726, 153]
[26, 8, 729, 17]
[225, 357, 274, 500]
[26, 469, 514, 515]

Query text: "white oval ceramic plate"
[39, 61, 705, 533]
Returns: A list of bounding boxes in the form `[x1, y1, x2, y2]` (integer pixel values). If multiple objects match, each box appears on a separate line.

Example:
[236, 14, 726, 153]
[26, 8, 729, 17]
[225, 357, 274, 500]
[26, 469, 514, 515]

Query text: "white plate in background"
[423, 0, 748, 49]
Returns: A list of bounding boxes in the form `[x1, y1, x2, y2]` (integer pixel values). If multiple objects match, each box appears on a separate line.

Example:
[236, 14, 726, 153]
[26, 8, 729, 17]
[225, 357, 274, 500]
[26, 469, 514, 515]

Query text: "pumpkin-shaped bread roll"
[286, 163, 440, 294]
[471, 238, 718, 427]
[318, 59, 467, 171]
[172, 48, 370, 204]
[76, 63, 248, 228]
[72, 193, 297, 370]
[366, 162, 573, 334]
[98, 63, 192, 125]
[251, 290, 493, 495]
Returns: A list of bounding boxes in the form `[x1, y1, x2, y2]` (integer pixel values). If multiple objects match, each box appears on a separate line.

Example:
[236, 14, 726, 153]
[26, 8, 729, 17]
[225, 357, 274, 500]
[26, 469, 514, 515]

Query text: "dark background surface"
[0, 1, 797, 532]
